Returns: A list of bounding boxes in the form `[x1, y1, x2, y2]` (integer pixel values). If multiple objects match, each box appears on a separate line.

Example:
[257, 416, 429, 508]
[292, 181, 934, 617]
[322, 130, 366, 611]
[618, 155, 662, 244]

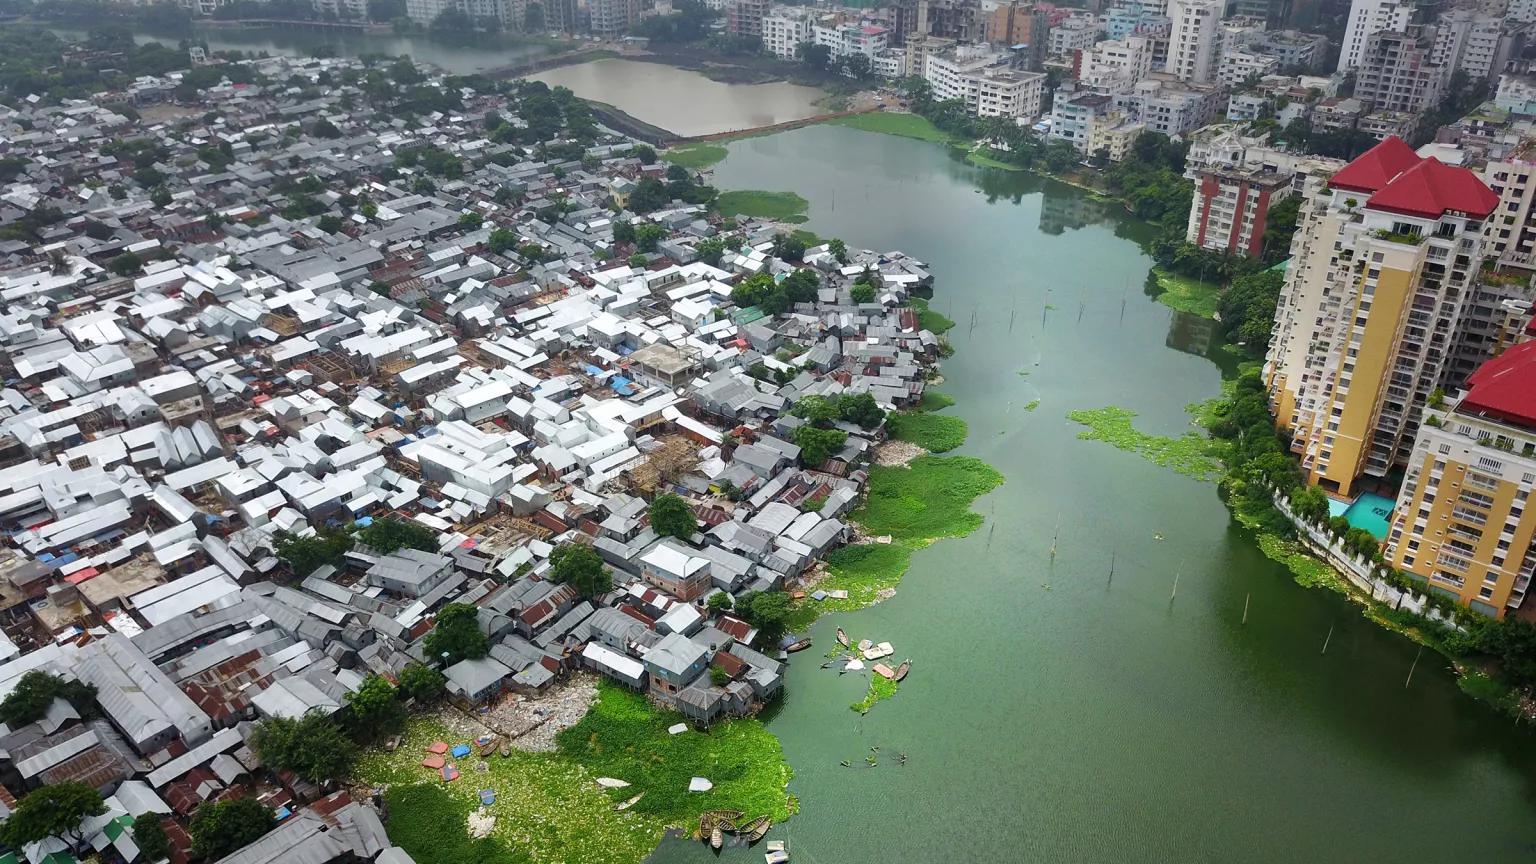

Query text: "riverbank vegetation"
[851, 675, 899, 713]
[662, 142, 728, 169]
[1151, 270, 1222, 318]
[714, 189, 808, 221]
[556, 681, 796, 823]
[857, 456, 1003, 541]
[1066, 406, 1225, 481]
[357, 716, 661, 864]
[886, 411, 967, 452]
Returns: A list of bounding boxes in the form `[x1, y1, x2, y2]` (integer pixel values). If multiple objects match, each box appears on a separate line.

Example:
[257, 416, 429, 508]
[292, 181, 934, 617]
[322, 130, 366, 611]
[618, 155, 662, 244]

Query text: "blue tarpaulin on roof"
[355, 516, 374, 527]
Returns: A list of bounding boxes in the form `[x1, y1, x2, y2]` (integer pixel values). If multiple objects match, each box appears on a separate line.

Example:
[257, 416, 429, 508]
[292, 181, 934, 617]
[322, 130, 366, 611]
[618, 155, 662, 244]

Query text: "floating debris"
[688, 777, 714, 792]
[596, 778, 630, 789]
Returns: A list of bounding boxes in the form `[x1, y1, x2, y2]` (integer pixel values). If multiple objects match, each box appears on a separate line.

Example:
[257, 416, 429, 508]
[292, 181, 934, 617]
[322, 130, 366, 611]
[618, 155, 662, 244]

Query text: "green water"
[650, 125, 1536, 863]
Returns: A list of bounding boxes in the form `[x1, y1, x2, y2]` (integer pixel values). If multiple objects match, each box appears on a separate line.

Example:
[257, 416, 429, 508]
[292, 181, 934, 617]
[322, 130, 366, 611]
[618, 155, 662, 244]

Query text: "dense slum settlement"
[0, 50, 944, 864]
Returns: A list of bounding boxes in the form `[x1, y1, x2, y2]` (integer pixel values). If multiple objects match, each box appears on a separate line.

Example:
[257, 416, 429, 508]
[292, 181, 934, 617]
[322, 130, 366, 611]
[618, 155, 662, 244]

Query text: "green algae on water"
[1066, 406, 1225, 481]
[851, 675, 900, 713]
[886, 411, 967, 452]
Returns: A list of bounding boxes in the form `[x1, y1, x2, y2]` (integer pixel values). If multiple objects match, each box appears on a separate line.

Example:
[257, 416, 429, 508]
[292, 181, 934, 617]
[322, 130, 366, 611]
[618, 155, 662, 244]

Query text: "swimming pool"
[1344, 492, 1395, 540]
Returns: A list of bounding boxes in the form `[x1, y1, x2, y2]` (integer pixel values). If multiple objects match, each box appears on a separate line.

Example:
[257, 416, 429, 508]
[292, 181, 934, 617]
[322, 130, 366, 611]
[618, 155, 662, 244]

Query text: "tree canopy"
[734, 591, 792, 644]
[274, 527, 354, 577]
[0, 670, 97, 727]
[250, 711, 358, 784]
[424, 602, 489, 665]
[0, 782, 104, 850]
[189, 798, 275, 861]
[131, 813, 170, 862]
[396, 662, 447, 704]
[548, 543, 613, 598]
[345, 674, 405, 744]
[649, 493, 699, 540]
[355, 518, 439, 555]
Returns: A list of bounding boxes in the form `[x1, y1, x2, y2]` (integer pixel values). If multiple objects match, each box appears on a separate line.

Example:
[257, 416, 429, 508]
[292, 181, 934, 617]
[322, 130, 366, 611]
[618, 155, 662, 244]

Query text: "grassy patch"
[715, 190, 808, 221]
[357, 717, 660, 864]
[382, 785, 528, 864]
[785, 543, 913, 632]
[1023, 399, 1040, 412]
[966, 149, 1024, 171]
[828, 112, 951, 143]
[886, 411, 967, 452]
[1066, 406, 1225, 481]
[1152, 269, 1222, 318]
[851, 675, 899, 713]
[555, 681, 796, 826]
[662, 143, 728, 170]
[790, 228, 823, 247]
[910, 297, 955, 333]
[854, 456, 1004, 542]
[919, 389, 956, 412]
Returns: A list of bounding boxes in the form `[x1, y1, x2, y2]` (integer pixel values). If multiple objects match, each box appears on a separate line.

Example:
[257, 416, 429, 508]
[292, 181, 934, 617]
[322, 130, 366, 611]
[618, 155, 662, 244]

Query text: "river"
[644, 124, 1536, 863]
[527, 59, 826, 137]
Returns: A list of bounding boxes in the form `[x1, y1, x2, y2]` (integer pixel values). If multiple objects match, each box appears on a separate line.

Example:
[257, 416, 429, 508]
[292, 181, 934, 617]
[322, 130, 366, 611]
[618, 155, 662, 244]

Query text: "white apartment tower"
[1164, 0, 1223, 84]
[1338, 0, 1415, 72]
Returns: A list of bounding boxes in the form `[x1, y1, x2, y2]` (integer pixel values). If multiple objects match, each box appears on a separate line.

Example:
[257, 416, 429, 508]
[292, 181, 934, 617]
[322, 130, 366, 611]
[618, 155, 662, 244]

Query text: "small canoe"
[710, 824, 724, 850]
[614, 792, 644, 811]
[836, 628, 850, 647]
[785, 639, 812, 653]
[596, 778, 630, 789]
[478, 738, 499, 757]
[706, 809, 744, 821]
[739, 815, 771, 843]
[765, 851, 790, 863]
[895, 660, 911, 682]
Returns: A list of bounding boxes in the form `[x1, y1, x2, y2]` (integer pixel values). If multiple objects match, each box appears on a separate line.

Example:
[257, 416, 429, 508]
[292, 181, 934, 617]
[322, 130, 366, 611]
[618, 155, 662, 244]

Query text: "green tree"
[827, 237, 848, 264]
[189, 799, 274, 861]
[629, 252, 649, 268]
[696, 235, 728, 266]
[791, 395, 839, 425]
[0, 671, 97, 726]
[274, 527, 354, 577]
[612, 219, 635, 244]
[355, 518, 438, 555]
[488, 226, 517, 254]
[838, 392, 885, 429]
[0, 782, 104, 851]
[131, 813, 171, 863]
[345, 674, 405, 743]
[107, 251, 143, 276]
[709, 665, 731, 686]
[794, 425, 848, 465]
[706, 592, 733, 615]
[425, 602, 489, 665]
[634, 222, 666, 252]
[628, 176, 669, 213]
[250, 711, 358, 784]
[771, 233, 806, 262]
[634, 143, 657, 164]
[317, 214, 343, 234]
[649, 493, 699, 540]
[849, 283, 876, 304]
[548, 543, 613, 598]
[458, 211, 483, 229]
[397, 662, 447, 704]
[737, 591, 792, 644]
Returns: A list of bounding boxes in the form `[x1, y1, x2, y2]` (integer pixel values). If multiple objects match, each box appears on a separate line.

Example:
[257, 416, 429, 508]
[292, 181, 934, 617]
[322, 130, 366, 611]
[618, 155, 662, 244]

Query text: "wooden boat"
[856, 638, 873, 653]
[706, 809, 744, 822]
[835, 628, 850, 647]
[872, 662, 897, 679]
[613, 792, 644, 811]
[710, 824, 724, 850]
[739, 815, 771, 843]
[785, 639, 812, 653]
[894, 660, 911, 682]
[478, 738, 499, 757]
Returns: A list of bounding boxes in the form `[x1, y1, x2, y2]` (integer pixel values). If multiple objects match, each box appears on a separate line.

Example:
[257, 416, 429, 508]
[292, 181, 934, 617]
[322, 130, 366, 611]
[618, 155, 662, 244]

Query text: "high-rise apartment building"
[726, 0, 770, 39]
[1432, 8, 1517, 83]
[1079, 35, 1156, 94]
[1384, 342, 1536, 616]
[925, 45, 1047, 118]
[1265, 137, 1500, 496]
[1337, 0, 1415, 72]
[1164, 0, 1222, 84]
[1354, 27, 1449, 139]
[762, 8, 813, 59]
[588, 0, 637, 37]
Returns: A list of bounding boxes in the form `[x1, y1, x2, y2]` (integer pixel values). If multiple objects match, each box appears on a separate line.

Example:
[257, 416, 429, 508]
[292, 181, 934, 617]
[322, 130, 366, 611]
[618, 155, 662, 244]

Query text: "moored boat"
[785, 639, 812, 653]
[710, 824, 724, 850]
[895, 659, 911, 681]
[836, 628, 850, 647]
[739, 815, 771, 843]
[613, 792, 644, 811]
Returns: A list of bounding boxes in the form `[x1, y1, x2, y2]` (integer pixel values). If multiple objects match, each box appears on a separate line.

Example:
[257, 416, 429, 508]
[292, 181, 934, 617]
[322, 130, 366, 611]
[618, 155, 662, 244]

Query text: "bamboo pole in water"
[1242, 592, 1250, 624]
[1321, 623, 1334, 655]
[1405, 646, 1423, 688]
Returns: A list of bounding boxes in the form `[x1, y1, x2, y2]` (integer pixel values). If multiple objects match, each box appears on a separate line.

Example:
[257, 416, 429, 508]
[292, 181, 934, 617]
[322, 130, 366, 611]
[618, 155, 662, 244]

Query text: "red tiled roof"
[1366, 157, 1499, 219]
[1460, 340, 1536, 429]
[1328, 136, 1422, 194]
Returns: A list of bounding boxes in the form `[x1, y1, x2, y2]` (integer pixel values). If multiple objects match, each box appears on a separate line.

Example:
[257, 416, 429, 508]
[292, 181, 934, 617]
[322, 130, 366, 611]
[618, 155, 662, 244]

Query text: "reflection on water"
[526, 59, 826, 138]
